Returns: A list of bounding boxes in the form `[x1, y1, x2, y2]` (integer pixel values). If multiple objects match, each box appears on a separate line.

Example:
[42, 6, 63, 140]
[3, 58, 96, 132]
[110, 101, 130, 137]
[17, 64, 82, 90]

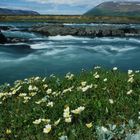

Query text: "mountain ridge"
[0, 8, 39, 15]
[84, 1, 140, 17]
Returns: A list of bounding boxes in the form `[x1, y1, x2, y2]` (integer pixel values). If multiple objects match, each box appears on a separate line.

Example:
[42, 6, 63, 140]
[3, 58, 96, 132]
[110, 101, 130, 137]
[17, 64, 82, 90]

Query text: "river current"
[0, 22, 140, 84]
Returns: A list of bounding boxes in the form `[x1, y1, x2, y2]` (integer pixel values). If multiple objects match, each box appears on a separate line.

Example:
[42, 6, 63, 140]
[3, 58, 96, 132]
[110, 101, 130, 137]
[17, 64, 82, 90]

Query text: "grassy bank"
[0, 67, 140, 140]
[0, 15, 140, 24]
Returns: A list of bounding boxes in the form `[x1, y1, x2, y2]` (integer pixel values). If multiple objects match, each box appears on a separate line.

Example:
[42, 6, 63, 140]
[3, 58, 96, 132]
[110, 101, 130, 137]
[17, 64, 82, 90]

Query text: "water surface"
[0, 22, 140, 84]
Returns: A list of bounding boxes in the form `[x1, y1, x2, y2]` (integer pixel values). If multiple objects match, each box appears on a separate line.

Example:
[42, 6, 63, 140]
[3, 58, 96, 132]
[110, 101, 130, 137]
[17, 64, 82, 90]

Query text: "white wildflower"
[29, 92, 37, 97]
[54, 119, 61, 126]
[128, 77, 134, 83]
[113, 67, 118, 71]
[59, 136, 68, 140]
[47, 102, 54, 107]
[47, 89, 52, 94]
[33, 119, 41, 124]
[62, 86, 74, 94]
[94, 84, 98, 88]
[135, 70, 140, 73]
[128, 70, 133, 75]
[86, 122, 93, 128]
[34, 77, 40, 81]
[43, 124, 52, 134]
[42, 119, 51, 123]
[103, 78, 108, 82]
[65, 117, 72, 123]
[127, 90, 133, 95]
[81, 81, 87, 87]
[65, 73, 74, 80]
[43, 84, 48, 89]
[95, 74, 100, 79]
[109, 99, 114, 104]
[101, 126, 108, 132]
[94, 66, 101, 69]
[28, 85, 38, 91]
[63, 106, 72, 123]
[19, 93, 27, 97]
[71, 106, 85, 114]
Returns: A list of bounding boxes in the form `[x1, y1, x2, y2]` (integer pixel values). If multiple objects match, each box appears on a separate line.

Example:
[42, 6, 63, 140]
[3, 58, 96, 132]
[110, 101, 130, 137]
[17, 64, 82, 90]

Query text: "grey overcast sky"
[0, 0, 139, 14]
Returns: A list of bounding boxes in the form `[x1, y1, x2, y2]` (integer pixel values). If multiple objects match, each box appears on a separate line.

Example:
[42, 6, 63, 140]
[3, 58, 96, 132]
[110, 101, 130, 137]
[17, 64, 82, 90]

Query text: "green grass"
[0, 67, 140, 140]
[0, 15, 140, 24]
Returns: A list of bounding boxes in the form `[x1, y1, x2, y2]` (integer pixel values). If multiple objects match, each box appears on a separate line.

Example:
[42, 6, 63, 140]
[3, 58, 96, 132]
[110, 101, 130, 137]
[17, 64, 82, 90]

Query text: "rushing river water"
[0, 22, 140, 84]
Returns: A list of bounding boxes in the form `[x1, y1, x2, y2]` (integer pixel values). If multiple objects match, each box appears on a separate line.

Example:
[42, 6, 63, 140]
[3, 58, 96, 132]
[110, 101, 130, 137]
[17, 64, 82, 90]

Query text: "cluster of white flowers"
[52, 91, 61, 97]
[33, 118, 50, 125]
[29, 92, 37, 97]
[65, 73, 74, 80]
[128, 70, 134, 83]
[28, 85, 38, 92]
[135, 70, 140, 73]
[10, 84, 22, 95]
[71, 106, 85, 114]
[47, 101, 54, 107]
[101, 126, 108, 132]
[127, 90, 133, 95]
[50, 74, 56, 78]
[128, 70, 133, 75]
[63, 106, 72, 123]
[93, 72, 100, 79]
[62, 86, 74, 94]
[81, 81, 87, 87]
[23, 96, 31, 103]
[78, 81, 93, 92]
[19, 93, 27, 97]
[0, 92, 9, 99]
[35, 96, 48, 104]
[34, 77, 40, 81]
[94, 66, 101, 70]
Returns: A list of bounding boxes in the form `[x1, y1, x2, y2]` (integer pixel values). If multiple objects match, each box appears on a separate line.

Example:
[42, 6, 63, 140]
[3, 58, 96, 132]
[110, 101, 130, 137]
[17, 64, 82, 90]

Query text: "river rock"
[7, 37, 29, 43]
[0, 26, 11, 31]
[0, 30, 7, 43]
[30, 24, 140, 37]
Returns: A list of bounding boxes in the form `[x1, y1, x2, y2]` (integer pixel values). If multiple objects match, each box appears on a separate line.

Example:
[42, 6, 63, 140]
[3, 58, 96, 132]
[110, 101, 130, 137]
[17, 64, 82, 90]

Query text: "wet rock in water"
[30, 24, 140, 37]
[0, 44, 34, 54]
[0, 26, 12, 31]
[0, 30, 31, 44]
[0, 30, 7, 43]
[7, 37, 29, 43]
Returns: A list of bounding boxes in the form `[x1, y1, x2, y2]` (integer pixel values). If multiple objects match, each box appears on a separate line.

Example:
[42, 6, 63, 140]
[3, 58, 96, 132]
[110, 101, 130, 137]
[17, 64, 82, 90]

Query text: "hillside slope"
[84, 1, 140, 17]
[0, 8, 39, 15]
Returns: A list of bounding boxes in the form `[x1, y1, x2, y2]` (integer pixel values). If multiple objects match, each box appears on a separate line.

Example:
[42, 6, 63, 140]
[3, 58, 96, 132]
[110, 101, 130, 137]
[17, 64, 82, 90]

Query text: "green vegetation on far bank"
[0, 15, 140, 24]
[0, 67, 140, 140]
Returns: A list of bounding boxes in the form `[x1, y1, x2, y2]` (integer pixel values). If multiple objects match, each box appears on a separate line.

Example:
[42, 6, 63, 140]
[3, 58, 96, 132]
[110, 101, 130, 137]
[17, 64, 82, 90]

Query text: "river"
[0, 22, 140, 84]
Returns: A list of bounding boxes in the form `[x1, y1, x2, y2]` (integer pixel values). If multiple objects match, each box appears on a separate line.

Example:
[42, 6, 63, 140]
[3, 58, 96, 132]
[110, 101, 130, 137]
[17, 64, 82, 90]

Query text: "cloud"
[25, 0, 132, 7]
[25, 0, 106, 6]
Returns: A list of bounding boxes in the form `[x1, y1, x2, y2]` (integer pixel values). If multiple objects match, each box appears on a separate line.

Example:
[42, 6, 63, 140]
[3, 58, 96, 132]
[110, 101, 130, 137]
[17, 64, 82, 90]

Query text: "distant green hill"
[0, 8, 39, 15]
[84, 1, 140, 17]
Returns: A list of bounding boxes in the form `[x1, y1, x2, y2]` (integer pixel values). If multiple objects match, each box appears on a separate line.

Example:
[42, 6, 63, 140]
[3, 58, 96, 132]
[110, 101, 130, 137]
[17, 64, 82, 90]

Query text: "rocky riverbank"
[1, 24, 140, 45]
[29, 24, 140, 37]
